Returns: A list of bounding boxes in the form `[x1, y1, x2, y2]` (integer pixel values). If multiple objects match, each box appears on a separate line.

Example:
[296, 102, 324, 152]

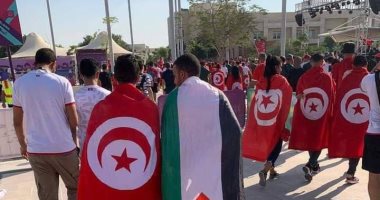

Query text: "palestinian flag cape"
[329, 67, 369, 158]
[289, 66, 335, 151]
[243, 75, 292, 161]
[211, 69, 227, 91]
[78, 84, 161, 199]
[161, 76, 243, 200]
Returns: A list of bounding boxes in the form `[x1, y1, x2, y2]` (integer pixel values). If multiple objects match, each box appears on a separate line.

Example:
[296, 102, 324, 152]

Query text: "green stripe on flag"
[161, 88, 182, 200]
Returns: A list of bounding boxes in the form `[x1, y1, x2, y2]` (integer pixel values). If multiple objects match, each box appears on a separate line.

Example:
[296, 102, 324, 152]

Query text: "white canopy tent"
[319, 26, 380, 43]
[1, 32, 68, 59]
[78, 31, 132, 55]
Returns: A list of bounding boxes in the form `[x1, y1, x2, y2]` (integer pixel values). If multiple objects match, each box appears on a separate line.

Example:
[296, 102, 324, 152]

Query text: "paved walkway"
[0, 146, 370, 200]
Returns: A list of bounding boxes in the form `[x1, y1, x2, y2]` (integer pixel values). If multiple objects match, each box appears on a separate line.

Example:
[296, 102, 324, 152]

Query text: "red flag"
[329, 68, 369, 158]
[210, 70, 226, 91]
[226, 75, 242, 90]
[78, 84, 161, 199]
[243, 75, 292, 161]
[242, 75, 250, 90]
[331, 57, 353, 89]
[289, 66, 335, 151]
[252, 63, 265, 82]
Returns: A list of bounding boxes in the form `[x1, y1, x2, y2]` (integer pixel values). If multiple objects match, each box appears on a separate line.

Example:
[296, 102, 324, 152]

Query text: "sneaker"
[269, 171, 280, 180]
[302, 165, 313, 182]
[345, 174, 359, 184]
[311, 164, 321, 175]
[259, 171, 268, 186]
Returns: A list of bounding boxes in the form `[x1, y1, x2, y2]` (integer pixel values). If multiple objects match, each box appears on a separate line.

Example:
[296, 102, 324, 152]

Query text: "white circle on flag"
[254, 89, 282, 126]
[340, 88, 369, 124]
[300, 87, 329, 120]
[213, 72, 224, 86]
[244, 76, 250, 85]
[87, 117, 157, 190]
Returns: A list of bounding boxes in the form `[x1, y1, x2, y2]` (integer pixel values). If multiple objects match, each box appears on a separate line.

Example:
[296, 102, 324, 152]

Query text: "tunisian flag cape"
[161, 77, 243, 200]
[289, 66, 335, 151]
[332, 57, 353, 88]
[329, 67, 369, 158]
[78, 84, 161, 200]
[226, 75, 243, 90]
[211, 69, 226, 91]
[243, 75, 292, 161]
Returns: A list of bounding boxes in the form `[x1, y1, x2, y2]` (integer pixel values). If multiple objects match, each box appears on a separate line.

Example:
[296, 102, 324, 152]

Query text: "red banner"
[255, 39, 266, 53]
[0, 0, 23, 46]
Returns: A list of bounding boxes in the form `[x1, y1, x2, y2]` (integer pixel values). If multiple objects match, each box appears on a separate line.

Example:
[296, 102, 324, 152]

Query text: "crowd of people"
[3, 42, 380, 200]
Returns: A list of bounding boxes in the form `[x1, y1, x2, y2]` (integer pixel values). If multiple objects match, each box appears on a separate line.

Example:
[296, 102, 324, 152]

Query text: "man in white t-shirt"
[75, 59, 110, 152]
[13, 48, 79, 200]
[361, 71, 380, 200]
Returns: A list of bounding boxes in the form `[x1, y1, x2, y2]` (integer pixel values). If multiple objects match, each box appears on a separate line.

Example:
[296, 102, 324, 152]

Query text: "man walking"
[161, 54, 243, 200]
[289, 53, 335, 182]
[13, 48, 79, 200]
[75, 59, 110, 152]
[361, 64, 380, 200]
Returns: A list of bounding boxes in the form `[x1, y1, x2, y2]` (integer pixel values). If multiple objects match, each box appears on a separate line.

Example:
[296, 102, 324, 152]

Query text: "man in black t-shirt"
[99, 64, 112, 91]
[161, 63, 175, 94]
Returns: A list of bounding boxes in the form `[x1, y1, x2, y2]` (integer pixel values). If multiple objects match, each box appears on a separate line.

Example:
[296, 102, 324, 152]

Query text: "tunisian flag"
[78, 84, 161, 200]
[226, 75, 243, 90]
[329, 67, 369, 158]
[211, 70, 226, 91]
[289, 66, 335, 151]
[331, 57, 353, 89]
[243, 75, 292, 161]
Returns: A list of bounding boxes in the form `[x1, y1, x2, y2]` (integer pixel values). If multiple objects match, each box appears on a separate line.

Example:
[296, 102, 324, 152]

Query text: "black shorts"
[362, 134, 380, 174]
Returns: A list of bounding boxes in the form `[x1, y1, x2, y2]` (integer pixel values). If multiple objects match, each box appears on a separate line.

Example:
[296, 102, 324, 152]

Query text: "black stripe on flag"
[218, 92, 245, 200]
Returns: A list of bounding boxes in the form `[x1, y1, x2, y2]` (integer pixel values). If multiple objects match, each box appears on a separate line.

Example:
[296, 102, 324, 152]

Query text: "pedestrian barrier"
[0, 108, 19, 160]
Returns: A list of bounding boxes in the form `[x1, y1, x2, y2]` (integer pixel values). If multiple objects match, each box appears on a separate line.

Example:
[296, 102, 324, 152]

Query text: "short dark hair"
[164, 62, 171, 69]
[101, 64, 107, 70]
[173, 54, 201, 77]
[79, 59, 99, 78]
[258, 53, 266, 61]
[35, 48, 56, 65]
[114, 55, 139, 83]
[310, 53, 324, 63]
[353, 55, 368, 67]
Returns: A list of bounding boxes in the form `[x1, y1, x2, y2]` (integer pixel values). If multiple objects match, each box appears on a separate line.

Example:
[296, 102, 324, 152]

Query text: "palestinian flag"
[161, 77, 243, 200]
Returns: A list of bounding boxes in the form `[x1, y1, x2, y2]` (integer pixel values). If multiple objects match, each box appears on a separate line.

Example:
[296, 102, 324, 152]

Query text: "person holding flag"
[289, 53, 335, 182]
[243, 55, 292, 187]
[78, 55, 161, 199]
[332, 42, 355, 88]
[329, 55, 369, 184]
[161, 54, 243, 200]
[252, 53, 267, 84]
[210, 63, 227, 91]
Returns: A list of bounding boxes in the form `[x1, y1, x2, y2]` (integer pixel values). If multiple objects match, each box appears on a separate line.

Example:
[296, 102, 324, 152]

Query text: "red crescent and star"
[112, 148, 137, 172]
[261, 95, 274, 109]
[309, 102, 318, 112]
[352, 102, 365, 115]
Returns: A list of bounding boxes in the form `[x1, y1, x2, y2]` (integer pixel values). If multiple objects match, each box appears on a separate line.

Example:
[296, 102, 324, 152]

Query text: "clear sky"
[16, 0, 301, 48]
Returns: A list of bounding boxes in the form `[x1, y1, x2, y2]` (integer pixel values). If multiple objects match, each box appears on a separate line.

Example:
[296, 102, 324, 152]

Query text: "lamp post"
[46, 0, 56, 54]
[104, 0, 115, 71]
[281, 0, 287, 56]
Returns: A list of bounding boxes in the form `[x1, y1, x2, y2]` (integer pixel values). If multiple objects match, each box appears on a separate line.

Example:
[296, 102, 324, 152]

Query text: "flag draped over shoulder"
[243, 75, 292, 161]
[226, 75, 243, 90]
[329, 68, 369, 158]
[332, 57, 353, 88]
[242, 75, 250, 90]
[289, 66, 335, 151]
[78, 84, 161, 200]
[211, 70, 226, 91]
[161, 76, 243, 200]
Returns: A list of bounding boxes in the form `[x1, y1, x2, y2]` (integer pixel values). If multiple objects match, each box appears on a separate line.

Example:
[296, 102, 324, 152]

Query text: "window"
[272, 32, 281, 40]
[253, 32, 264, 40]
[309, 30, 317, 39]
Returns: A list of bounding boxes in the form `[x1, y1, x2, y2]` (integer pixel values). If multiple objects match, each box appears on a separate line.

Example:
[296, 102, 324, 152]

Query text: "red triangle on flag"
[195, 193, 209, 200]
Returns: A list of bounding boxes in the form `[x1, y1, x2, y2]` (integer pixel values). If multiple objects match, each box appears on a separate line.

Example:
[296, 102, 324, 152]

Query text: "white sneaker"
[0, 189, 7, 199]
